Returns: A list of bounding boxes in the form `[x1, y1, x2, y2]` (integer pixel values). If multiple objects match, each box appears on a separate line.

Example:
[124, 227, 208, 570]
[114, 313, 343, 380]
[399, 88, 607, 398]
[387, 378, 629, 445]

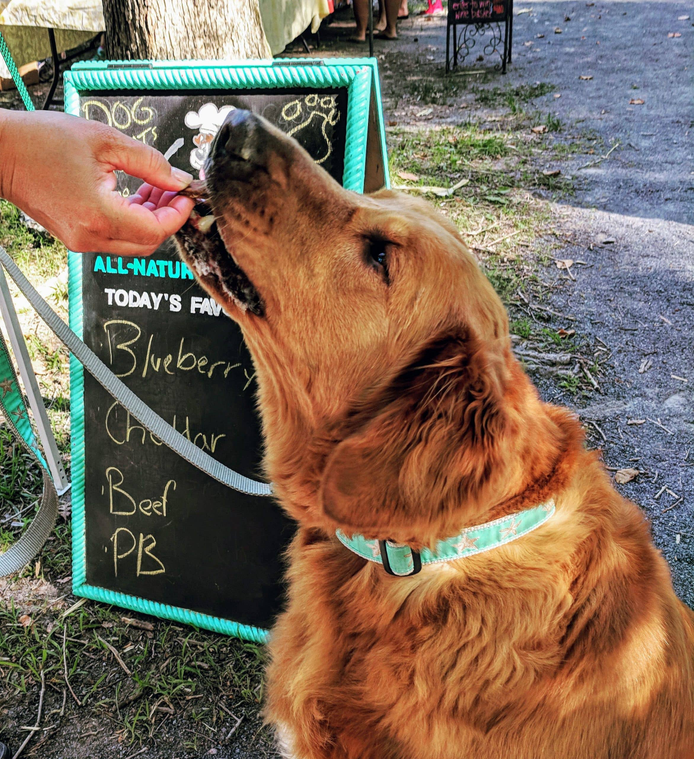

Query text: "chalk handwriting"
[105, 401, 227, 454]
[82, 97, 158, 145]
[104, 466, 176, 517]
[110, 528, 166, 577]
[102, 319, 242, 380]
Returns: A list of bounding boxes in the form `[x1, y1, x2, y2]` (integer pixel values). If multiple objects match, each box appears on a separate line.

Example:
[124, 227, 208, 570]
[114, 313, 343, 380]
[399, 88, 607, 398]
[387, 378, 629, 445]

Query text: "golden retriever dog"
[176, 110, 694, 759]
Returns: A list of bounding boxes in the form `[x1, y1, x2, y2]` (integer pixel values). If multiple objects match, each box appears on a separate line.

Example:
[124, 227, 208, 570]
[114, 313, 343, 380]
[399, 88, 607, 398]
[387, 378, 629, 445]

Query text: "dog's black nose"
[214, 108, 263, 163]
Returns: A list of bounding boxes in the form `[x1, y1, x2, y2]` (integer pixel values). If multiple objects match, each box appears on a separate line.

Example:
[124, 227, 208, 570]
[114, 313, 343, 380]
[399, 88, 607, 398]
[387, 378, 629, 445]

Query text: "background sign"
[64, 59, 389, 641]
[448, 0, 509, 23]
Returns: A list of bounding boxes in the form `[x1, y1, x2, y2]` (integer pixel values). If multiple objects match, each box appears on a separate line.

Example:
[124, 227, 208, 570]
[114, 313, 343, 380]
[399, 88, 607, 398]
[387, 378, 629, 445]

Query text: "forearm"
[0, 109, 24, 204]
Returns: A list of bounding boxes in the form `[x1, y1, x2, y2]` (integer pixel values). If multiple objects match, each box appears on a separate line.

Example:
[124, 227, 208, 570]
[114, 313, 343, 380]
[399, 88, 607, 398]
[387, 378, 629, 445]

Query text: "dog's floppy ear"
[319, 330, 509, 542]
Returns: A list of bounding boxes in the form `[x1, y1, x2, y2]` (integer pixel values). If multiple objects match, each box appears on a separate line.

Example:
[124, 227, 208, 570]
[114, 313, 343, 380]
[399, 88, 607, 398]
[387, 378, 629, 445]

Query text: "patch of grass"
[559, 374, 581, 394]
[0, 200, 67, 283]
[510, 318, 533, 339]
[0, 425, 44, 545]
[0, 592, 271, 751]
[390, 124, 508, 180]
[473, 82, 555, 109]
[407, 77, 465, 106]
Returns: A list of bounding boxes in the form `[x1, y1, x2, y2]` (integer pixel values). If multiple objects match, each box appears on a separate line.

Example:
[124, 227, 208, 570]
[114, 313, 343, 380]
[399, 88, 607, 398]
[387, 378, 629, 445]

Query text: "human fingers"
[129, 183, 154, 205]
[101, 132, 193, 192]
[106, 194, 194, 250]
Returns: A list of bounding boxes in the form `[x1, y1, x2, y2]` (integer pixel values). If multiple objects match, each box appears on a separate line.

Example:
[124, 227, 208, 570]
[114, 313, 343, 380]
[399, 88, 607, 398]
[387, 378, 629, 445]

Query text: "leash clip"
[378, 540, 422, 577]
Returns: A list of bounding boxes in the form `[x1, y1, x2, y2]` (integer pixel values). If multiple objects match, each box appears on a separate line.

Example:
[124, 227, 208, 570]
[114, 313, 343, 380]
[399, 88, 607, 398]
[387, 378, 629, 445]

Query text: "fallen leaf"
[629, 98, 645, 105]
[543, 169, 561, 177]
[415, 107, 433, 118]
[555, 258, 574, 269]
[579, 75, 593, 80]
[668, 32, 682, 38]
[627, 419, 646, 425]
[19, 615, 32, 627]
[555, 27, 563, 33]
[554, 93, 562, 98]
[387, 120, 398, 126]
[524, 41, 534, 47]
[557, 328, 576, 338]
[598, 235, 616, 244]
[532, 125, 548, 134]
[536, 33, 545, 38]
[639, 358, 653, 374]
[397, 171, 420, 182]
[122, 617, 155, 631]
[615, 468, 639, 484]
[678, 15, 690, 20]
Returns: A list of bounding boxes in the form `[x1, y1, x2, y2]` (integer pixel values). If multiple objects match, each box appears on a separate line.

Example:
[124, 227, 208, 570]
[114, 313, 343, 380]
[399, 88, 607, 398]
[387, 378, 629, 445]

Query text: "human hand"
[0, 110, 195, 255]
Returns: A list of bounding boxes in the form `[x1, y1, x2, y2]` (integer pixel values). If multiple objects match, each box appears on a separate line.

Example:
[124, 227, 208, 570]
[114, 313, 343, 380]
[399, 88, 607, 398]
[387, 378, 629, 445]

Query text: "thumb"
[102, 132, 193, 192]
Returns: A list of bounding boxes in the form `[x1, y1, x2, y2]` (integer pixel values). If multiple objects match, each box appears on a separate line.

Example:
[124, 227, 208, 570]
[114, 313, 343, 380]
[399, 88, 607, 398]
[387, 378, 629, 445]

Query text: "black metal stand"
[446, 0, 513, 74]
[368, 1, 374, 58]
[42, 28, 59, 110]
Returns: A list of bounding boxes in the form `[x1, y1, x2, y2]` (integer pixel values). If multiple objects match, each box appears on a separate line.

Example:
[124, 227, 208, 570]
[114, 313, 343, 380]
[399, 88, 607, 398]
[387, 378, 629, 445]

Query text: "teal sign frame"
[64, 58, 389, 642]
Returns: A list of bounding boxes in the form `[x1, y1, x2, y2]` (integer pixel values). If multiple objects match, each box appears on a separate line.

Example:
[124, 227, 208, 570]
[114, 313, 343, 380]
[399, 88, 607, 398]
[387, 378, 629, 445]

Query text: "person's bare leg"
[399, 0, 409, 18]
[350, 0, 368, 41]
[376, 0, 387, 31]
[383, 0, 400, 37]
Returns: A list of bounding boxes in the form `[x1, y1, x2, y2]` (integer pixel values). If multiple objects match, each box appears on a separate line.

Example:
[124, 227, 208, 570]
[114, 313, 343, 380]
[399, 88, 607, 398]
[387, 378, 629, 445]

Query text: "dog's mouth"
[175, 181, 265, 318]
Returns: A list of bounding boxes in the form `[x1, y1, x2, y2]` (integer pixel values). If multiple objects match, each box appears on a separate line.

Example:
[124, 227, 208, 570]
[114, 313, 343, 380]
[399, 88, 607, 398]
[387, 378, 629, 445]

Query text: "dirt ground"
[0, 1, 692, 757]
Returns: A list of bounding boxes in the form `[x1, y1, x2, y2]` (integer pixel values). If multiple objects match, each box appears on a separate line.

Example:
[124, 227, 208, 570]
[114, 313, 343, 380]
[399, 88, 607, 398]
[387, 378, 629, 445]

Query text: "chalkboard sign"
[448, 0, 509, 23]
[64, 59, 389, 642]
[446, 0, 513, 74]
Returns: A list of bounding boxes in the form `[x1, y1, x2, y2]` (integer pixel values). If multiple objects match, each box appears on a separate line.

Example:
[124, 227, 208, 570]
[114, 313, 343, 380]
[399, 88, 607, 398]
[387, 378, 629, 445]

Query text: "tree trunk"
[103, 0, 272, 60]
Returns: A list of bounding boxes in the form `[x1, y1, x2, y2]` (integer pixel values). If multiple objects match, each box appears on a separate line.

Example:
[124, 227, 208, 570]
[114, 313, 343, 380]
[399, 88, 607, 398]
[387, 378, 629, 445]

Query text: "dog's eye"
[365, 238, 390, 284]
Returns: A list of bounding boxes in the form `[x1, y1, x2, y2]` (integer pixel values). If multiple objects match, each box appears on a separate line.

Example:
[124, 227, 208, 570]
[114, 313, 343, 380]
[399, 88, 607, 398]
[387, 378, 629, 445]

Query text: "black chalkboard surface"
[65, 60, 389, 640]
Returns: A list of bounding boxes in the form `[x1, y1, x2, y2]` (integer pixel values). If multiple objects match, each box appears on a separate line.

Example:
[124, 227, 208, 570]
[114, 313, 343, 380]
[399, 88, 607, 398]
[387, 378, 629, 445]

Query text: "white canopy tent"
[0, 0, 332, 80]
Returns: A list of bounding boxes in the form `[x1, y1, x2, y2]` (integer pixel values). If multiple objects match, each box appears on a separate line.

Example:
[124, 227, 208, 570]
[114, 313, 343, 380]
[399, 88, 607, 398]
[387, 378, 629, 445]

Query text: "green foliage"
[0, 200, 67, 283]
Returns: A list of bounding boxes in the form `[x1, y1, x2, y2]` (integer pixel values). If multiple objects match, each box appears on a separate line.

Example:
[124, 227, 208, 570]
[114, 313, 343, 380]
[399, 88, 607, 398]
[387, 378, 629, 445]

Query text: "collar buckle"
[378, 540, 422, 577]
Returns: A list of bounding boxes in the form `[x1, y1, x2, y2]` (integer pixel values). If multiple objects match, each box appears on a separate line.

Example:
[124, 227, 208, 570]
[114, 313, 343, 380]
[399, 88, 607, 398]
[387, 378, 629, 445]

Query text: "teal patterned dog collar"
[336, 501, 555, 577]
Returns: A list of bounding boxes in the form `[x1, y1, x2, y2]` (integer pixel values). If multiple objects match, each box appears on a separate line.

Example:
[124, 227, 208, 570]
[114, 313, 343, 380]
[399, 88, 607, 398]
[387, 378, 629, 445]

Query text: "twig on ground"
[486, 230, 521, 248]
[526, 302, 576, 321]
[467, 221, 501, 237]
[123, 748, 148, 759]
[97, 635, 132, 677]
[582, 364, 599, 390]
[578, 141, 621, 170]
[647, 418, 673, 435]
[662, 497, 684, 513]
[63, 627, 82, 706]
[587, 421, 607, 442]
[226, 714, 244, 741]
[12, 670, 45, 759]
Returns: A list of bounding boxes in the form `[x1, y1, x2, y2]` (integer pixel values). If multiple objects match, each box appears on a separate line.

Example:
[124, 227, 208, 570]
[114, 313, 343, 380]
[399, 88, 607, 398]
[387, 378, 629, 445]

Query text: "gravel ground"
[476, 0, 694, 605]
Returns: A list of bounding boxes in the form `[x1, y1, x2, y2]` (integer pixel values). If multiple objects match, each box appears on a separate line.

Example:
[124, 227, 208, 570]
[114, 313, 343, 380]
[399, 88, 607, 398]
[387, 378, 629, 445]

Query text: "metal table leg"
[42, 28, 59, 110]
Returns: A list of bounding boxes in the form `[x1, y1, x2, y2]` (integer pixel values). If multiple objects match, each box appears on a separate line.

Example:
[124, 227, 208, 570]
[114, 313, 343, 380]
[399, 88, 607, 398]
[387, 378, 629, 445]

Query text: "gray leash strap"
[0, 327, 59, 577]
[0, 470, 58, 577]
[0, 247, 273, 498]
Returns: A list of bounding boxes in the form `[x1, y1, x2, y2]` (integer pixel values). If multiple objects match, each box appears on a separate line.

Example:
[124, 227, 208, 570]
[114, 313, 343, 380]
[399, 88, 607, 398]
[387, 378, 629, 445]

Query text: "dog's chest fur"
[266, 518, 693, 758]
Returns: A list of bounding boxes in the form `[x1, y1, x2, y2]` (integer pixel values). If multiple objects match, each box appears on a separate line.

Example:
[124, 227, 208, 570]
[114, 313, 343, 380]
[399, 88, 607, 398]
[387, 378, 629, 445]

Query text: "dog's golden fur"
[178, 114, 694, 758]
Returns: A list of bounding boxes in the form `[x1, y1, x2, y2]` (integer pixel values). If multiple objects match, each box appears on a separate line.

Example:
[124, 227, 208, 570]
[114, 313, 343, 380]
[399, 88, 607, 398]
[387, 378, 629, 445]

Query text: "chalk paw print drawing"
[279, 95, 340, 165]
[184, 103, 236, 175]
